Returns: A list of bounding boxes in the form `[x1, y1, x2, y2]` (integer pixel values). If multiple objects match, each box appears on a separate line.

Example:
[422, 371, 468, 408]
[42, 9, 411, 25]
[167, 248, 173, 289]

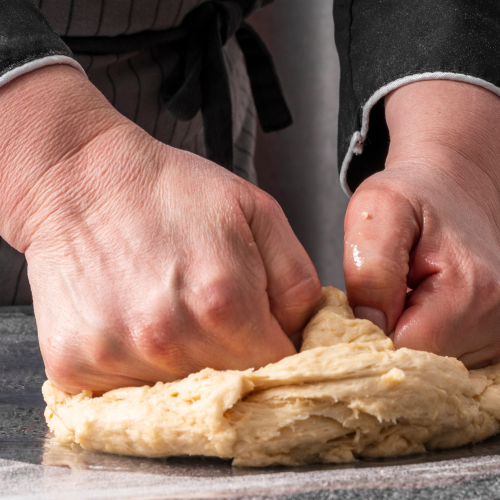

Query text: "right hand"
[0, 64, 321, 394]
[343, 80, 500, 369]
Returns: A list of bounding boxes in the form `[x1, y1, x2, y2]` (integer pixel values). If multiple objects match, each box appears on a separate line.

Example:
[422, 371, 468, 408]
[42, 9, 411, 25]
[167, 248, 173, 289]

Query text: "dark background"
[250, 0, 348, 290]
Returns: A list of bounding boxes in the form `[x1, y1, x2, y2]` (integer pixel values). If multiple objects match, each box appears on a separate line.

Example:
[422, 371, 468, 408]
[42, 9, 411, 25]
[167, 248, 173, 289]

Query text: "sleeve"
[0, 0, 85, 92]
[334, 0, 500, 196]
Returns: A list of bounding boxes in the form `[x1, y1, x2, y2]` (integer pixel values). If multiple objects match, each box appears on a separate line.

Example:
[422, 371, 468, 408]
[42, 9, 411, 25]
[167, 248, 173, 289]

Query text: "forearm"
[0, 0, 121, 251]
[385, 80, 500, 193]
[0, 65, 121, 251]
[334, 0, 500, 195]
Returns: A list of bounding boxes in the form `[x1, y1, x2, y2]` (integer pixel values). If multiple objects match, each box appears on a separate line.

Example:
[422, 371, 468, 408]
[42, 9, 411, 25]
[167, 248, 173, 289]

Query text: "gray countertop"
[2, 307, 500, 500]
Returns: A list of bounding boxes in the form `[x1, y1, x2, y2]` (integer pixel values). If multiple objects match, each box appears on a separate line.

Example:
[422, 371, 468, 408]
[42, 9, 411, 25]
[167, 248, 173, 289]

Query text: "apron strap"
[64, 0, 292, 171]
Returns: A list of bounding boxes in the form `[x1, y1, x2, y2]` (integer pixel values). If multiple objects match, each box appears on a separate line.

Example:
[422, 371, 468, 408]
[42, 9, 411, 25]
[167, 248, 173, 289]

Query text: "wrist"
[384, 80, 500, 188]
[0, 64, 121, 251]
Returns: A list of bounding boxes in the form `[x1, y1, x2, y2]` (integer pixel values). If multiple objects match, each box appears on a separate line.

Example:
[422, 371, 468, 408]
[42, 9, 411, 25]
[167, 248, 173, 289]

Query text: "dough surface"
[43, 287, 500, 467]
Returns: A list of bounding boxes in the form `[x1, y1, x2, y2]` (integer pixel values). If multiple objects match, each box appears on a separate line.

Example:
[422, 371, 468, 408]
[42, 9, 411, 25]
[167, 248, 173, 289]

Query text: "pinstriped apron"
[2, 0, 259, 305]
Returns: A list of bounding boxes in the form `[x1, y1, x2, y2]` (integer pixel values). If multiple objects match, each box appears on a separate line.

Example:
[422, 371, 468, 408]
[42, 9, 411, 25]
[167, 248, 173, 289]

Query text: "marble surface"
[2, 307, 500, 499]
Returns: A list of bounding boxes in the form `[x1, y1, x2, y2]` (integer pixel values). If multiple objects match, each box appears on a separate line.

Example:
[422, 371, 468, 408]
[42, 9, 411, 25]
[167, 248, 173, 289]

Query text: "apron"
[2, 0, 260, 305]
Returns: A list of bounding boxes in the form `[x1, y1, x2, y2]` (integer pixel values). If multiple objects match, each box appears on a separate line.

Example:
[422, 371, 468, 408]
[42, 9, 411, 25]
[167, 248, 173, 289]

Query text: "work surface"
[2, 308, 500, 499]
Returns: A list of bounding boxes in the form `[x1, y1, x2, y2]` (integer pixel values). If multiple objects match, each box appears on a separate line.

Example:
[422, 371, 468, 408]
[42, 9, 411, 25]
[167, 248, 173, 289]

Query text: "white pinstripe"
[0, 0, 259, 305]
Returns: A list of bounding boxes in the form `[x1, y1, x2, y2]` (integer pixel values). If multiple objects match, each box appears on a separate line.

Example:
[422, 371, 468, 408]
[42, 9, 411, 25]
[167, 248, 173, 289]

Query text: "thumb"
[246, 190, 321, 335]
[343, 183, 420, 333]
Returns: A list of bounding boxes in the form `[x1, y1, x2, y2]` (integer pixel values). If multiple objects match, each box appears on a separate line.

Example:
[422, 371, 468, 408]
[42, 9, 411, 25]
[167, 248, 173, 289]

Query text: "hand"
[0, 65, 321, 393]
[344, 80, 500, 368]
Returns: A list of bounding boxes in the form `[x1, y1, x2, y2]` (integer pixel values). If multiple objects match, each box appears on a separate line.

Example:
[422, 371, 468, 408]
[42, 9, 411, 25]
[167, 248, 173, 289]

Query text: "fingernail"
[354, 306, 387, 333]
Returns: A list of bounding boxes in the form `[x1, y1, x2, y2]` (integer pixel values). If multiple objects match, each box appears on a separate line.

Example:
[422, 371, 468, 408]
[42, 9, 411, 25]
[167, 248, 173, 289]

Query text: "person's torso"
[34, 0, 210, 37]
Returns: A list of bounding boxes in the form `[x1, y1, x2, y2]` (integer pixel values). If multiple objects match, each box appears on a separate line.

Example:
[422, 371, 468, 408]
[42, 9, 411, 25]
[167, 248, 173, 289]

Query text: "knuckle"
[255, 191, 283, 219]
[127, 307, 201, 379]
[42, 331, 123, 392]
[192, 279, 237, 327]
[130, 317, 184, 364]
[346, 182, 412, 227]
[279, 272, 322, 309]
[43, 347, 86, 393]
[347, 184, 385, 212]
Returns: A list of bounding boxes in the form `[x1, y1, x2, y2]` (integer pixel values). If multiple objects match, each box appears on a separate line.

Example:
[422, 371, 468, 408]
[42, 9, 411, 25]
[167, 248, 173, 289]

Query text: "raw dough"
[43, 287, 500, 467]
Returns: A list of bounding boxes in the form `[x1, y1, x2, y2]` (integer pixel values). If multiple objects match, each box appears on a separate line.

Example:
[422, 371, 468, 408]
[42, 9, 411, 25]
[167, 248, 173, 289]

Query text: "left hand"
[0, 65, 320, 394]
[343, 80, 500, 368]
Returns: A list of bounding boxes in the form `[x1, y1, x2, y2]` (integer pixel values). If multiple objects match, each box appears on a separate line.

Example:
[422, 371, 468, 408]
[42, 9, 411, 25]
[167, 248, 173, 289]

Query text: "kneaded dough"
[43, 287, 500, 467]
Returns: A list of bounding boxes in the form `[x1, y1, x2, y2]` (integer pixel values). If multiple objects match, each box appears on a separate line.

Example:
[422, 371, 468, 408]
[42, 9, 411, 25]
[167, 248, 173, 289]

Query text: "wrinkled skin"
[345, 80, 500, 368]
[0, 65, 321, 393]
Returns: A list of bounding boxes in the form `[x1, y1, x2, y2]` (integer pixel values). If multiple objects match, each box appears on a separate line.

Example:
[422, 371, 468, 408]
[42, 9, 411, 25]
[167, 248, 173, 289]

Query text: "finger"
[184, 267, 298, 370]
[244, 189, 322, 335]
[393, 266, 500, 368]
[344, 182, 420, 333]
[354, 306, 388, 332]
[40, 326, 159, 394]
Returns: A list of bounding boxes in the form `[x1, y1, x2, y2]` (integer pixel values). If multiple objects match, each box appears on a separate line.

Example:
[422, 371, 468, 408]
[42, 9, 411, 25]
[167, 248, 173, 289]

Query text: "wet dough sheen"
[43, 287, 500, 466]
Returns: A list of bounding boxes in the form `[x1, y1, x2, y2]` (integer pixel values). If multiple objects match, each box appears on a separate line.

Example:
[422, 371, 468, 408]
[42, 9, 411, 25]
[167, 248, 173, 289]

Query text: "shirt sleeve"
[334, 0, 500, 196]
[0, 0, 85, 92]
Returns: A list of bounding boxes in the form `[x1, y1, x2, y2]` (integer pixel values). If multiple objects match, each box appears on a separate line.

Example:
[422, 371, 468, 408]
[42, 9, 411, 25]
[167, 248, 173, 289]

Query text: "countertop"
[2, 307, 500, 500]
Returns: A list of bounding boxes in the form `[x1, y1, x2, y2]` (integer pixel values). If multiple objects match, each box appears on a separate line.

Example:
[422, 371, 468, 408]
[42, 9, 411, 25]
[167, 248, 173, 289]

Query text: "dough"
[43, 287, 500, 467]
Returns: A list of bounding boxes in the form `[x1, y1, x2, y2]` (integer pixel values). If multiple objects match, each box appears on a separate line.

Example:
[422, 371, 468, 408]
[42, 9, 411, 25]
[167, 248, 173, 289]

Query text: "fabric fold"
[64, 0, 292, 172]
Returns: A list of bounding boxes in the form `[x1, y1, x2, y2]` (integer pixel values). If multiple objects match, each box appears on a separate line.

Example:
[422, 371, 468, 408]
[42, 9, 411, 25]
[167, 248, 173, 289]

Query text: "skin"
[345, 80, 500, 368]
[2, 64, 498, 390]
[0, 64, 321, 394]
